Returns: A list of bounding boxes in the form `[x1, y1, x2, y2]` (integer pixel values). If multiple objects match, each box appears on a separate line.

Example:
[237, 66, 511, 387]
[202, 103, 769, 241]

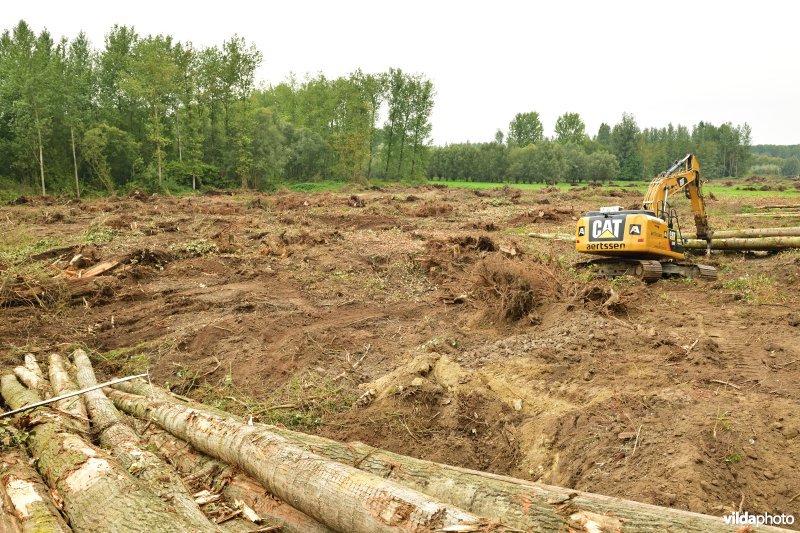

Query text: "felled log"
[133, 420, 333, 533]
[689, 227, 800, 239]
[1, 276, 120, 307]
[71, 349, 219, 532]
[754, 204, 800, 210]
[12, 354, 51, 399]
[0, 429, 70, 532]
[527, 232, 573, 242]
[738, 212, 800, 218]
[0, 479, 22, 533]
[109, 381, 767, 532]
[684, 236, 800, 251]
[0, 374, 206, 532]
[48, 353, 88, 427]
[108, 389, 490, 533]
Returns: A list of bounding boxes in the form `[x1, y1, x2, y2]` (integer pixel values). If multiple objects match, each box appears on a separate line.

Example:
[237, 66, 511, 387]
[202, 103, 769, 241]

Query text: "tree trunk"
[111, 381, 768, 532]
[176, 109, 183, 163]
[738, 212, 800, 218]
[71, 349, 219, 532]
[689, 227, 800, 239]
[527, 232, 574, 242]
[0, 477, 23, 533]
[0, 375, 202, 532]
[71, 126, 80, 199]
[48, 353, 88, 429]
[107, 389, 487, 533]
[754, 204, 800, 210]
[33, 108, 45, 196]
[2, 275, 122, 308]
[684, 236, 800, 250]
[133, 420, 333, 533]
[12, 366, 49, 398]
[0, 431, 70, 533]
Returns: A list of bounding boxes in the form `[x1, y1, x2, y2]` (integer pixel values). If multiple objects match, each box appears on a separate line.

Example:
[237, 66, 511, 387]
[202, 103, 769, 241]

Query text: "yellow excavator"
[575, 153, 717, 281]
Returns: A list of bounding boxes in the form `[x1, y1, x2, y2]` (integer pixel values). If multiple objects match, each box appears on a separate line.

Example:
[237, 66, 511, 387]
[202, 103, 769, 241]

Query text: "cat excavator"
[575, 153, 717, 281]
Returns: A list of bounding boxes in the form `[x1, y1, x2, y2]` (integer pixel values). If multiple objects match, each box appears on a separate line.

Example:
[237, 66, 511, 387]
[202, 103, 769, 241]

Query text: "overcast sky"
[5, 0, 799, 145]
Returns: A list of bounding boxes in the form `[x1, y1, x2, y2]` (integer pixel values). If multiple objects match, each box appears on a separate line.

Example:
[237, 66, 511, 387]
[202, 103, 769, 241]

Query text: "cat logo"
[677, 177, 687, 187]
[663, 231, 668, 238]
[629, 224, 641, 236]
[578, 226, 585, 237]
[588, 215, 626, 241]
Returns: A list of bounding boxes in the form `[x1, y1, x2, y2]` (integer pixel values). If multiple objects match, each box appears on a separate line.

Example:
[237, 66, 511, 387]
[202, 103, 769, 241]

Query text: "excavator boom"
[642, 153, 711, 239]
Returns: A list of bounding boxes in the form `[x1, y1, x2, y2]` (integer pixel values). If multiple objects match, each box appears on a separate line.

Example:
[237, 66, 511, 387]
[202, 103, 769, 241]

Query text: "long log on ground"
[527, 232, 573, 242]
[108, 382, 783, 532]
[684, 236, 800, 251]
[754, 204, 800, 210]
[1, 276, 121, 308]
[13, 355, 51, 399]
[738, 212, 800, 218]
[108, 389, 496, 533]
[0, 478, 23, 533]
[688, 227, 800, 239]
[71, 349, 219, 532]
[132, 420, 333, 533]
[0, 374, 207, 532]
[47, 353, 89, 430]
[0, 428, 71, 532]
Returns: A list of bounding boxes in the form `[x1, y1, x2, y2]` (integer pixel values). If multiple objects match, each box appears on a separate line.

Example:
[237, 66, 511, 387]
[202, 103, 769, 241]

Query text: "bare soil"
[1, 183, 799, 524]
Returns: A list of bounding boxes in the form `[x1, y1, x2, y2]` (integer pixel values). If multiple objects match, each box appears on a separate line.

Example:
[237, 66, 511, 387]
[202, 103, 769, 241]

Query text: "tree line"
[0, 20, 435, 196]
[429, 111, 755, 183]
[750, 145, 800, 177]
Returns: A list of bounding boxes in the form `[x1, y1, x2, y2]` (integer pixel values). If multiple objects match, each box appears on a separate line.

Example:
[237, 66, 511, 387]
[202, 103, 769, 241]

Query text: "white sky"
[5, 0, 799, 145]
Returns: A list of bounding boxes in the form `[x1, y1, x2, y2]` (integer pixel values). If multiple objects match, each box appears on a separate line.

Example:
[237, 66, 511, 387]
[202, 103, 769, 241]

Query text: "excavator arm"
[642, 153, 712, 240]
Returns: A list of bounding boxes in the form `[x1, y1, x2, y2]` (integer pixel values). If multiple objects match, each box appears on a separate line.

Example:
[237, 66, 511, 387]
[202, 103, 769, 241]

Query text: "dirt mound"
[472, 256, 560, 321]
[344, 353, 522, 473]
[411, 202, 454, 217]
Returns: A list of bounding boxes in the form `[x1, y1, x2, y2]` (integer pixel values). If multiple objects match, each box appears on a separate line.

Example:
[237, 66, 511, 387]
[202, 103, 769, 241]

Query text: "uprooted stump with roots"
[472, 256, 560, 321]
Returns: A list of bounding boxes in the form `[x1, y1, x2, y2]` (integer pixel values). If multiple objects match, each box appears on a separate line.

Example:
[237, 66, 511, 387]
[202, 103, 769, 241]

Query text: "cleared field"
[1, 182, 799, 526]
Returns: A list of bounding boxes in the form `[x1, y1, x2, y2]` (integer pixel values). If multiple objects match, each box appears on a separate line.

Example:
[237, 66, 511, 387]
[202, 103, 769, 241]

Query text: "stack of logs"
[0, 351, 790, 532]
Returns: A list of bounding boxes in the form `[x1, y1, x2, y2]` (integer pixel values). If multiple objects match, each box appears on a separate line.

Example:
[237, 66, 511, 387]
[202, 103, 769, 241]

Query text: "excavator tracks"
[579, 258, 717, 282]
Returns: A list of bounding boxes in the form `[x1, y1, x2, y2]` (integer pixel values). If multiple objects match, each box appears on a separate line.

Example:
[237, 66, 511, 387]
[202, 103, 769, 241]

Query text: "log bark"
[48, 353, 88, 431]
[22, 355, 44, 381]
[133, 420, 333, 533]
[0, 430, 70, 533]
[684, 236, 800, 251]
[110, 381, 782, 532]
[527, 232, 573, 242]
[12, 367, 50, 398]
[1, 276, 121, 308]
[754, 204, 800, 210]
[0, 374, 208, 532]
[689, 227, 800, 239]
[108, 389, 490, 533]
[738, 212, 800, 218]
[0, 477, 23, 533]
[71, 349, 219, 532]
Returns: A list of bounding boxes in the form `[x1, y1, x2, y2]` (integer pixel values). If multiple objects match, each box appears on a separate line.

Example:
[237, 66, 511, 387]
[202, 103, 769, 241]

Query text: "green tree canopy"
[507, 111, 543, 148]
[554, 112, 586, 144]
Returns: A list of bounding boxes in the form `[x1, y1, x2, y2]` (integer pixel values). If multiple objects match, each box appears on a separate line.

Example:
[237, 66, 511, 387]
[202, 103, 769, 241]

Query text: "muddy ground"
[1, 182, 799, 523]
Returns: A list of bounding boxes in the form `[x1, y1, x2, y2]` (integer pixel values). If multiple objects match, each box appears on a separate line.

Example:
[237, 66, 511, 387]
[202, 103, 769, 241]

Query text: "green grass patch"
[169, 239, 218, 257]
[721, 273, 778, 304]
[80, 224, 115, 245]
[200, 372, 357, 430]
